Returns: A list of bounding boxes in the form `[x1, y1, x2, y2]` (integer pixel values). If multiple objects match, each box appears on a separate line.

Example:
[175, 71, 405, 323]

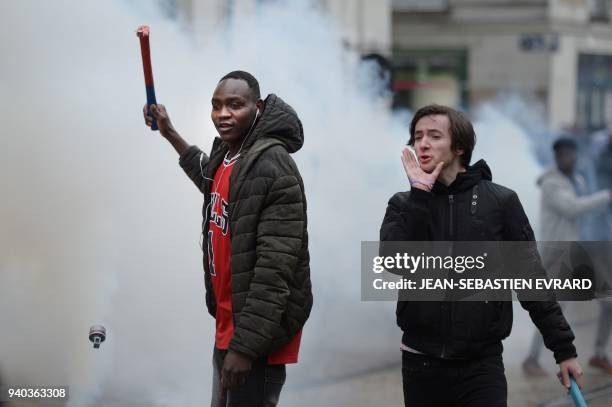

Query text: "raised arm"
[541, 177, 611, 219]
[143, 103, 208, 193]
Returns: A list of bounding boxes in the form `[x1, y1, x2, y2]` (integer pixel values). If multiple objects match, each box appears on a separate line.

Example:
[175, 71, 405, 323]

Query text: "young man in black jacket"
[380, 104, 583, 406]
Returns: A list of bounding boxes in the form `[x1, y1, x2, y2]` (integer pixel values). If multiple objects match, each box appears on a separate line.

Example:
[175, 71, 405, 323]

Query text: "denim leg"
[455, 355, 507, 407]
[211, 348, 286, 407]
[226, 362, 286, 407]
[211, 348, 227, 407]
[595, 300, 612, 357]
[402, 351, 507, 407]
[401, 351, 453, 407]
[526, 330, 544, 360]
[262, 364, 286, 407]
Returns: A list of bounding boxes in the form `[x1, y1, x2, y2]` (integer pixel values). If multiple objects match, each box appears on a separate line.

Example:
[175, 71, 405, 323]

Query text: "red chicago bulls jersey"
[208, 156, 236, 350]
[208, 155, 302, 364]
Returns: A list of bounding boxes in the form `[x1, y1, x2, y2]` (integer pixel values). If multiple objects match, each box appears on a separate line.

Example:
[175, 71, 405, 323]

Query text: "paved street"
[283, 301, 612, 406]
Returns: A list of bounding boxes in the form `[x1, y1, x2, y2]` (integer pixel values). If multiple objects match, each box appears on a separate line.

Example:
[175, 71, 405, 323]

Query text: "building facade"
[167, 0, 612, 131]
[392, 0, 612, 131]
[171, 0, 391, 57]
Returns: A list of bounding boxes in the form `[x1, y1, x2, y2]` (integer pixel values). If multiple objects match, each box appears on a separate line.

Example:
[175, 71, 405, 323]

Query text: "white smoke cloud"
[0, 1, 213, 405]
[473, 100, 543, 238]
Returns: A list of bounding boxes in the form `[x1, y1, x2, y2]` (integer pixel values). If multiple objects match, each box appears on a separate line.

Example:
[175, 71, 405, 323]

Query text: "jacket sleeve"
[541, 177, 611, 219]
[178, 145, 209, 194]
[229, 174, 304, 359]
[504, 191, 577, 363]
[380, 189, 433, 242]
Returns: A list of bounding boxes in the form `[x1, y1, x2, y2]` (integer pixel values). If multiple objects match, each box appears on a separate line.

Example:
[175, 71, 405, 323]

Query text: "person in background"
[522, 137, 612, 376]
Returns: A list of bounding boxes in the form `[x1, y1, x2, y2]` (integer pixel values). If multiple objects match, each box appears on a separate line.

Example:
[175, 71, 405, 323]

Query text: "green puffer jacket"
[178, 94, 313, 359]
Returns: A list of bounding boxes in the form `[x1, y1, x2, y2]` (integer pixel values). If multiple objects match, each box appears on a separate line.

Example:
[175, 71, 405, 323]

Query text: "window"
[590, 0, 610, 22]
[392, 0, 449, 13]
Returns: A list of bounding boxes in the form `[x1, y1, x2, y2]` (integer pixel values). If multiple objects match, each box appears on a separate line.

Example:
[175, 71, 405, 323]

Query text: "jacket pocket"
[482, 301, 504, 338]
[401, 352, 437, 380]
[457, 302, 502, 341]
[397, 301, 441, 334]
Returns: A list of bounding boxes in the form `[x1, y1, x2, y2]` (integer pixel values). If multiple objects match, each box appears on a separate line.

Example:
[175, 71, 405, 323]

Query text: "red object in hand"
[136, 25, 158, 130]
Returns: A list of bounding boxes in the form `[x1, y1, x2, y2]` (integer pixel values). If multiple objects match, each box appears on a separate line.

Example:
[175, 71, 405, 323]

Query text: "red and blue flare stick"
[136, 25, 158, 130]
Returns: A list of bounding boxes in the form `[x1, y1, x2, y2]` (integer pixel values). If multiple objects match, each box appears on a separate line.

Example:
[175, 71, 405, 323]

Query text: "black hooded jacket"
[380, 160, 576, 363]
[178, 94, 313, 359]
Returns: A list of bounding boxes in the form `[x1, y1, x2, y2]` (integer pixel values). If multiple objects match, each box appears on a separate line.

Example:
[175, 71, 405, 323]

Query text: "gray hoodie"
[537, 168, 611, 241]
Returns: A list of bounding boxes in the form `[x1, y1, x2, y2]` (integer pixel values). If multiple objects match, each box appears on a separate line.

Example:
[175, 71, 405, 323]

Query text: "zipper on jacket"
[441, 194, 455, 358]
[440, 303, 447, 359]
[448, 195, 455, 238]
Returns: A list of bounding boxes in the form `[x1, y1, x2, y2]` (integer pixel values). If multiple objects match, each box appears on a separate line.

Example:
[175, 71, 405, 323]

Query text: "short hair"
[408, 104, 476, 168]
[552, 137, 577, 152]
[219, 70, 261, 100]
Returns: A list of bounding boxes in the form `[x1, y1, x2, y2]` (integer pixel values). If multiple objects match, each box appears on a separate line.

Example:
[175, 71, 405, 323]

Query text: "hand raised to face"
[401, 147, 444, 192]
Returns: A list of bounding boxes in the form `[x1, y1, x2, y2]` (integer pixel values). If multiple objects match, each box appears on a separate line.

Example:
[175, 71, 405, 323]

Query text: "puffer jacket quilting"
[179, 94, 312, 359]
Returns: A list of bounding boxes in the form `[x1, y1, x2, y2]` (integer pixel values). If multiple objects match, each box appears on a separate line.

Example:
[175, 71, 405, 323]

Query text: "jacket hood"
[432, 159, 492, 194]
[243, 93, 304, 153]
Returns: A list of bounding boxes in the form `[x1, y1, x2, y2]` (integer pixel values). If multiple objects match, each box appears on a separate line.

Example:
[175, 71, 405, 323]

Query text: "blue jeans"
[211, 348, 286, 407]
[402, 351, 507, 407]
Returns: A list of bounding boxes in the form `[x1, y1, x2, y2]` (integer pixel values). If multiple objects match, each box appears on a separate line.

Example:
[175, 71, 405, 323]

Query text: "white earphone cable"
[200, 108, 260, 252]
